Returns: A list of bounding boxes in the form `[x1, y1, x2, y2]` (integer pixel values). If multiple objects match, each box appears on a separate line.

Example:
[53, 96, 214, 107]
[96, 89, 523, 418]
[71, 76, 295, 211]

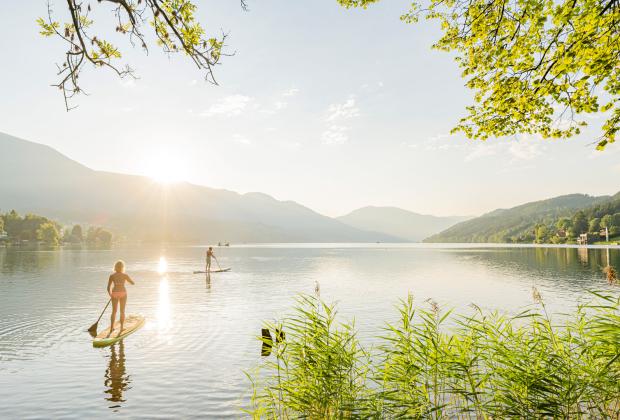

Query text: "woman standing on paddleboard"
[106, 260, 135, 337]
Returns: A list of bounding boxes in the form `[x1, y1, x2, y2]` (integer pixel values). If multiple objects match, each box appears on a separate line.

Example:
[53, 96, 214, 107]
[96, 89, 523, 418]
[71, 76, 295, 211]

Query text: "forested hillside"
[425, 193, 620, 243]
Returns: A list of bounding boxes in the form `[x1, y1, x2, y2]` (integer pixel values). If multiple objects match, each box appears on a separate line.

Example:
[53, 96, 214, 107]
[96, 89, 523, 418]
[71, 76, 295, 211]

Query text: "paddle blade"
[87, 322, 98, 338]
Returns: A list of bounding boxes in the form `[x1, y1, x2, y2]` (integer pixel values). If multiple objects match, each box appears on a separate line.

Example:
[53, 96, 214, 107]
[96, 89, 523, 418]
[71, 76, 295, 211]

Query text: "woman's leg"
[108, 297, 119, 337]
[119, 295, 127, 336]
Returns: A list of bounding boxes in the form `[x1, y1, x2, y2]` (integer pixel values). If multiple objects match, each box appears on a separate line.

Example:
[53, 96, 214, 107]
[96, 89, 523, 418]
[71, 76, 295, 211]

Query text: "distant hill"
[0, 132, 401, 243]
[424, 193, 615, 243]
[338, 206, 470, 242]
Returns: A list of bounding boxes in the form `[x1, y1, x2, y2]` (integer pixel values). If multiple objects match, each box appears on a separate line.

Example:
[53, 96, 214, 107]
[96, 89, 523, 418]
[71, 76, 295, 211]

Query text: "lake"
[1, 244, 618, 418]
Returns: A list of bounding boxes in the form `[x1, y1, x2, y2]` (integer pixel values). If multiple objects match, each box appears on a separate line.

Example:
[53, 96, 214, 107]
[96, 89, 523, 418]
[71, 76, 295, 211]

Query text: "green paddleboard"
[93, 314, 145, 348]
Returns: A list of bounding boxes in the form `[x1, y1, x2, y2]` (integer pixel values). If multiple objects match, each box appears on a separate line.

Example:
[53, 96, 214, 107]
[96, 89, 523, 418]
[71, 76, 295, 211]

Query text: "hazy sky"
[1, 1, 619, 217]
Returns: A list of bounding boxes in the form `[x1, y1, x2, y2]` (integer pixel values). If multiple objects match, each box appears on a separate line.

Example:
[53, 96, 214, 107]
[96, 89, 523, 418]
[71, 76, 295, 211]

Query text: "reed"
[246, 290, 620, 419]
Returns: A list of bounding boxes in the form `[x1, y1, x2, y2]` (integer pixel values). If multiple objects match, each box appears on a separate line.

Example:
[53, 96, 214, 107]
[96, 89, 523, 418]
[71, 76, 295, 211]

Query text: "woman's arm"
[126, 274, 135, 285]
[107, 276, 113, 296]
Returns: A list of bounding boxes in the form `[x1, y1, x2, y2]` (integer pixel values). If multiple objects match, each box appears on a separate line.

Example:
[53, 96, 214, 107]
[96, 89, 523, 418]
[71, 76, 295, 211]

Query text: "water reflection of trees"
[0, 248, 59, 274]
[104, 342, 131, 409]
[468, 247, 620, 290]
[577, 247, 589, 265]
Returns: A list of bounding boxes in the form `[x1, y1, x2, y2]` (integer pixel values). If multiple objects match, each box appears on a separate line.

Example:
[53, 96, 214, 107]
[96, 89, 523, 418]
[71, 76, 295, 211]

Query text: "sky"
[1, 1, 619, 218]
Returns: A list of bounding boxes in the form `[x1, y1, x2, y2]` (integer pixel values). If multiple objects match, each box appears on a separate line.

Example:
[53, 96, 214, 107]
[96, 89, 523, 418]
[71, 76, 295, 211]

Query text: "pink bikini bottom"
[111, 291, 127, 300]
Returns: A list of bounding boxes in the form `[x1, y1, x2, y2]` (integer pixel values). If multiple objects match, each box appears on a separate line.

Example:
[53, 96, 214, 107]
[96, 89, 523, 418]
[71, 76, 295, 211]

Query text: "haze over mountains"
[5, 132, 615, 244]
[0, 133, 406, 242]
[338, 207, 470, 242]
[1, 132, 463, 243]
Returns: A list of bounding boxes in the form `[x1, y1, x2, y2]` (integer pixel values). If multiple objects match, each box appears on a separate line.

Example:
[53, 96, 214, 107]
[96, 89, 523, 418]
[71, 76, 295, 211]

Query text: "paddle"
[88, 299, 111, 338]
[214, 256, 222, 271]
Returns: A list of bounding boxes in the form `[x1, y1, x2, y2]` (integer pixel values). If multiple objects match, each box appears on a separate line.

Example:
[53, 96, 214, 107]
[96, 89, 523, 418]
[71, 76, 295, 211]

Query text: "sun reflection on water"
[157, 256, 168, 275]
[155, 256, 172, 334]
[157, 276, 172, 333]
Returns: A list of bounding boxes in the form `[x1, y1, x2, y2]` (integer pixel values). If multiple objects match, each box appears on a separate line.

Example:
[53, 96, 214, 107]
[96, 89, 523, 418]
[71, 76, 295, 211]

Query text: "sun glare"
[156, 256, 172, 333]
[151, 170, 183, 185]
[144, 153, 188, 185]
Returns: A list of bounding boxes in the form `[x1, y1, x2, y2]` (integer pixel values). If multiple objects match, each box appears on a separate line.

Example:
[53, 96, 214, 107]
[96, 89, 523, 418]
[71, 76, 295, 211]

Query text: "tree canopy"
[1, 210, 61, 244]
[0, 211, 114, 246]
[340, 0, 620, 150]
[38, 0, 247, 110]
[70, 224, 83, 242]
[37, 222, 61, 246]
[39, 1, 620, 150]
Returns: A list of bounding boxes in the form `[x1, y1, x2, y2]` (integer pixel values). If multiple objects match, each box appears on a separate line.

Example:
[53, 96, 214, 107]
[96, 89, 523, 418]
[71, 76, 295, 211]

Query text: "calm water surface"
[1, 244, 618, 418]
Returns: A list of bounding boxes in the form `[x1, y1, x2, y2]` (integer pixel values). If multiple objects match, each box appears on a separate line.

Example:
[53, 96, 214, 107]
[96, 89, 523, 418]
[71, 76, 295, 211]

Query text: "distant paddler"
[206, 246, 220, 272]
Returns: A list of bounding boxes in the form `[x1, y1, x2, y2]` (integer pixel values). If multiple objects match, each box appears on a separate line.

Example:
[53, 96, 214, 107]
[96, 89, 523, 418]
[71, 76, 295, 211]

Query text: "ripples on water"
[0, 244, 618, 418]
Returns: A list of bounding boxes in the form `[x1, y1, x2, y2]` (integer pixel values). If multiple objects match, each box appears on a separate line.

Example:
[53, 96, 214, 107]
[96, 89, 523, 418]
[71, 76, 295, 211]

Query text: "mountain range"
[338, 207, 470, 242]
[0, 132, 465, 243]
[7, 132, 613, 244]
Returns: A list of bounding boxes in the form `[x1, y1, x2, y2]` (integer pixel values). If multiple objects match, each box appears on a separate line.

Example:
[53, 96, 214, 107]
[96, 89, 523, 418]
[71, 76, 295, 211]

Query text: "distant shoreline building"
[577, 233, 588, 245]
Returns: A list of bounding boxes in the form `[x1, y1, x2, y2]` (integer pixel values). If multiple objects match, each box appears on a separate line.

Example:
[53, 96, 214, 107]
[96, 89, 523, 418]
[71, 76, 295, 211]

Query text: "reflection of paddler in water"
[104, 341, 131, 407]
[205, 272, 211, 291]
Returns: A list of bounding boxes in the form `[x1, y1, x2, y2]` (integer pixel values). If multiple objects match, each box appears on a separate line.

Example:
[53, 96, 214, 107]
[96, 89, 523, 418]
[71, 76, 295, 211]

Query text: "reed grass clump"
[246, 295, 373, 418]
[246, 290, 620, 419]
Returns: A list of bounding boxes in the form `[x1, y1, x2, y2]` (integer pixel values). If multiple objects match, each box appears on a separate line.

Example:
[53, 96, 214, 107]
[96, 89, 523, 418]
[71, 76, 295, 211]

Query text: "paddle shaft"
[96, 299, 111, 324]
[88, 298, 111, 335]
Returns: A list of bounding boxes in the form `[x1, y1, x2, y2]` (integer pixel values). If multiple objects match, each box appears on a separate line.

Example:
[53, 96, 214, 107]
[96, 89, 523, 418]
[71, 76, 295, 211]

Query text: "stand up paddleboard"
[193, 268, 231, 274]
[93, 314, 145, 348]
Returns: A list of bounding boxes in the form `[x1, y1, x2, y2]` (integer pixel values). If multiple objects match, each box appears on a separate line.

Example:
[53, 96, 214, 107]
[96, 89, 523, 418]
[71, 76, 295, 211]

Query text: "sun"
[151, 169, 183, 185]
[144, 153, 188, 185]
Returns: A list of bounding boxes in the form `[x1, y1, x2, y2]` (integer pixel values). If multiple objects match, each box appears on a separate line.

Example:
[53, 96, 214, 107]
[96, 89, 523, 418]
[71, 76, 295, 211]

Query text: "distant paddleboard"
[193, 268, 231, 274]
[93, 314, 145, 348]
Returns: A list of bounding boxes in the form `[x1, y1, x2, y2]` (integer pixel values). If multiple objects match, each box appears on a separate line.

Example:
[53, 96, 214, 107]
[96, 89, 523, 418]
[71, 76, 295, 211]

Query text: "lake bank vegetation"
[0, 210, 112, 247]
[248, 281, 620, 418]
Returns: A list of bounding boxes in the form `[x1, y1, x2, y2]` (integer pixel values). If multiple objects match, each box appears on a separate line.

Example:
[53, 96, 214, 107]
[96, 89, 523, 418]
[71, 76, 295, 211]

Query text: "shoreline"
[2, 241, 619, 251]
